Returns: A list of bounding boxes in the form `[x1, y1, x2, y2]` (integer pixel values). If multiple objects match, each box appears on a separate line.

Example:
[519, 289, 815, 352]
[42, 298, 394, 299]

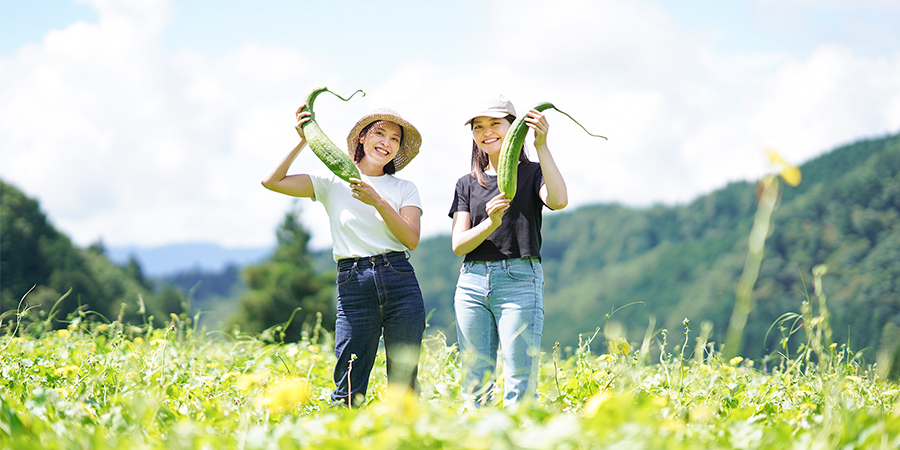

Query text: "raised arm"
[527, 109, 568, 210]
[260, 108, 316, 198]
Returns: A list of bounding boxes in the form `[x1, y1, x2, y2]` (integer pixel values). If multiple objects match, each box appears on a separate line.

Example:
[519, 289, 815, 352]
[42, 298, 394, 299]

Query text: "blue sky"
[2, 0, 899, 252]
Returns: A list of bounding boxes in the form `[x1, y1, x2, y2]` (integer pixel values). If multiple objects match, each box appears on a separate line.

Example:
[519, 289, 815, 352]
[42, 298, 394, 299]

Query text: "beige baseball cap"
[464, 95, 517, 126]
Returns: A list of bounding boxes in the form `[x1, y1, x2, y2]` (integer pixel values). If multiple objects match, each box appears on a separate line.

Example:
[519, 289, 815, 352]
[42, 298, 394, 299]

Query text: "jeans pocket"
[388, 259, 415, 275]
[336, 268, 356, 286]
[505, 263, 536, 282]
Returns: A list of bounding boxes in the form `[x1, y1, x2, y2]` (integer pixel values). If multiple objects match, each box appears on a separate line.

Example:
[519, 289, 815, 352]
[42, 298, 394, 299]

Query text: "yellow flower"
[56, 365, 79, 377]
[57, 329, 70, 338]
[599, 354, 617, 363]
[584, 391, 612, 418]
[133, 337, 144, 344]
[237, 372, 268, 390]
[729, 356, 743, 366]
[257, 376, 311, 411]
[97, 324, 109, 333]
[607, 338, 630, 356]
[307, 345, 320, 353]
[150, 339, 166, 346]
[55, 387, 71, 397]
[766, 149, 802, 187]
[67, 323, 78, 331]
[372, 384, 421, 423]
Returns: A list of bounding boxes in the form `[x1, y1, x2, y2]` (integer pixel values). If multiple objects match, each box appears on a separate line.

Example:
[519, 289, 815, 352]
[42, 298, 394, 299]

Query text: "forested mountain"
[0, 180, 187, 329]
[410, 132, 900, 360]
[5, 130, 900, 362]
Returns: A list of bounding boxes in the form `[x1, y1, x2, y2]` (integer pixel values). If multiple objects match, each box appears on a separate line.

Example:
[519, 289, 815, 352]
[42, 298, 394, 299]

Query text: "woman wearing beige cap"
[262, 105, 426, 407]
[448, 95, 568, 407]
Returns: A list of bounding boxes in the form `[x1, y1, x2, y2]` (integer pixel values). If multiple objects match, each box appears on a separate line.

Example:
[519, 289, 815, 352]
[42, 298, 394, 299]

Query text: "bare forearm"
[376, 203, 421, 250]
[451, 217, 498, 256]
[536, 143, 568, 209]
[262, 140, 304, 187]
[261, 140, 315, 198]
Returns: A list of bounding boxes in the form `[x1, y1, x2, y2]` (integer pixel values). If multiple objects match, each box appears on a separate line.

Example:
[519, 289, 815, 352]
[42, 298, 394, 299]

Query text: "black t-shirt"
[448, 162, 545, 262]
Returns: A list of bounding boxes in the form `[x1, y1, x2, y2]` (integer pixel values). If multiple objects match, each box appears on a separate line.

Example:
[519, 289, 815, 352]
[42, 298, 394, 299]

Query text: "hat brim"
[464, 111, 514, 126]
[346, 109, 422, 172]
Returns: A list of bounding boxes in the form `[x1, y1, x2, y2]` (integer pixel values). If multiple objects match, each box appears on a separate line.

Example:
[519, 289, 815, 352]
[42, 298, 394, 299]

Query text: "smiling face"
[358, 120, 403, 167]
[471, 116, 511, 155]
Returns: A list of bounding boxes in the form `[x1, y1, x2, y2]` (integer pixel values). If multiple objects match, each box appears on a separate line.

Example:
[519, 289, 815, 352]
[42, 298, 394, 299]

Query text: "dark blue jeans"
[331, 251, 426, 406]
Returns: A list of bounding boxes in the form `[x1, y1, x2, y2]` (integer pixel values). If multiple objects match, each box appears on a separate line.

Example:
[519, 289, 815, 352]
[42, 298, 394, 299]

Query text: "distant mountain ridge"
[107, 243, 272, 277]
[408, 131, 900, 360]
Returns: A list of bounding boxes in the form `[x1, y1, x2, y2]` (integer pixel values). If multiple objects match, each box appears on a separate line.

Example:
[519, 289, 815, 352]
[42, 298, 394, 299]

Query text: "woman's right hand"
[485, 193, 511, 227]
[295, 105, 311, 138]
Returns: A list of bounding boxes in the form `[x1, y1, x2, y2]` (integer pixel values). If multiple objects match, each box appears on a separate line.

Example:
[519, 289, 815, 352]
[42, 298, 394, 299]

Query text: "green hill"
[411, 132, 900, 360]
[0, 180, 185, 330]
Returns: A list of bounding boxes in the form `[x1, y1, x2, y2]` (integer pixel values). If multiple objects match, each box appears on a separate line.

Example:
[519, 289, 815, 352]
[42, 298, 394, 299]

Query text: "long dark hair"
[470, 114, 528, 188]
[353, 120, 402, 174]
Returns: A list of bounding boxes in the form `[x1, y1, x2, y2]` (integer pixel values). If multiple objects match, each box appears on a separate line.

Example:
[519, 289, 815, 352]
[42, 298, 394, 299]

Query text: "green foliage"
[231, 204, 335, 342]
[1, 180, 186, 332]
[411, 132, 900, 362]
[1, 305, 898, 449]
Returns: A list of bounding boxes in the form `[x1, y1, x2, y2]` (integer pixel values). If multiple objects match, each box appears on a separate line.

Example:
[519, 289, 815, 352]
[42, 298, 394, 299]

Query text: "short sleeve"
[309, 172, 334, 203]
[448, 177, 470, 218]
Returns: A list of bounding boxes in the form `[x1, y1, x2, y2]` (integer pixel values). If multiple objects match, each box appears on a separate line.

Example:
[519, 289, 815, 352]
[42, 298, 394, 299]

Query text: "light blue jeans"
[454, 257, 544, 407]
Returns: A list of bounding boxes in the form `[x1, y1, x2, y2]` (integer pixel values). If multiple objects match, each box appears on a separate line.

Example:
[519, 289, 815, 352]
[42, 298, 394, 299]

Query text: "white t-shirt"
[310, 172, 422, 261]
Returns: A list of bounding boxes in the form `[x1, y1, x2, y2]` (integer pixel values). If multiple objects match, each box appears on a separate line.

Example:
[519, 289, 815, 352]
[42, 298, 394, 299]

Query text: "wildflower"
[257, 376, 310, 411]
[97, 324, 109, 333]
[237, 372, 268, 390]
[373, 384, 421, 423]
[134, 337, 144, 344]
[583, 391, 612, 418]
[308, 345, 320, 353]
[55, 365, 79, 377]
[607, 338, 630, 356]
[766, 149, 802, 187]
[829, 343, 837, 350]
[67, 323, 78, 331]
[599, 354, 617, 363]
[57, 329, 70, 338]
[691, 404, 714, 422]
[729, 357, 743, 366]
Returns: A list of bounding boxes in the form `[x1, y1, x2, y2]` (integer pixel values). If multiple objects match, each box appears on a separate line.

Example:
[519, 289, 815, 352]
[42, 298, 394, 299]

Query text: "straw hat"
[346, 108, 422, 172]
[464, 95, 517, 125]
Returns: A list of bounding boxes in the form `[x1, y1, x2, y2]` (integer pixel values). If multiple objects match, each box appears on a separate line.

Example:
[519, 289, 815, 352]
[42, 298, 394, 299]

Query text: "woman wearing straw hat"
[448, 95, 568, 407]
[262, 105, 426, 407]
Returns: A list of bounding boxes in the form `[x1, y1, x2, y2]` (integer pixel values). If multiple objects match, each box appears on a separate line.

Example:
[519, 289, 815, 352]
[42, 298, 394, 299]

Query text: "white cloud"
[2, 0, 900, 253]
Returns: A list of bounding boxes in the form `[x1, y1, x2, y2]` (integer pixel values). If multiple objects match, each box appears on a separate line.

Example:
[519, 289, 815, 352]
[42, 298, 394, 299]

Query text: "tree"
[231, 204, 335, 341]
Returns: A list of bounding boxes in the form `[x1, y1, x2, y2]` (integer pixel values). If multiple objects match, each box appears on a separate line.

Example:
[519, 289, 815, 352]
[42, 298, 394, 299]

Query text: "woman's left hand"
[349, 178, 383, 206]
[525, 109, 550, 147]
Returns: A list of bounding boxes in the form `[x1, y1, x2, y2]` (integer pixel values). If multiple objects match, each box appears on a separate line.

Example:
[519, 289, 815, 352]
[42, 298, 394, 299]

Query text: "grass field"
[2, 304, 899, 449]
